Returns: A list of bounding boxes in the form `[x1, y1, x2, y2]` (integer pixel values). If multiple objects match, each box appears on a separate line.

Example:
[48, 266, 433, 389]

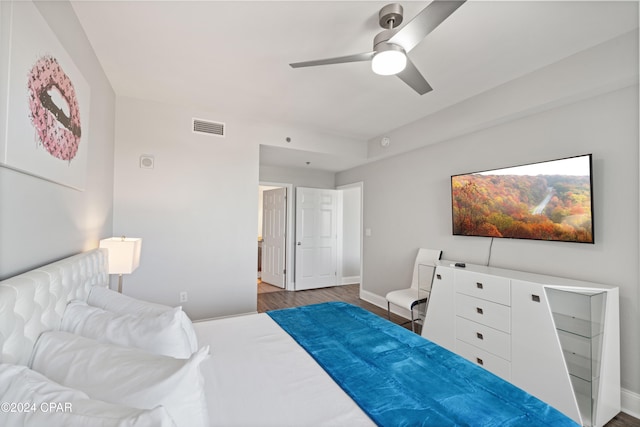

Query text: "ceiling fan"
[290, 1, 466, 95]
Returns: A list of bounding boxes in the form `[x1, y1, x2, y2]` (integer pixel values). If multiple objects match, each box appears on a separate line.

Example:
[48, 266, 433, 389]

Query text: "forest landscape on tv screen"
[451, 155, 594, 243]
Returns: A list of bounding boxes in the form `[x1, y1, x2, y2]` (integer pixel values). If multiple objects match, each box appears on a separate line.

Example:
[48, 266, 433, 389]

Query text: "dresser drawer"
[455, 270, 510, 305]
[455, 339, 511, 381]
[455, 316, 511, 360]
[456, 293, 511, 333]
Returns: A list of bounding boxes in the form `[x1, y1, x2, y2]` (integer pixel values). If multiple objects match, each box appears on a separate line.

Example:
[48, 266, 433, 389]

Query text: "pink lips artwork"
[27, 55, 82, 162]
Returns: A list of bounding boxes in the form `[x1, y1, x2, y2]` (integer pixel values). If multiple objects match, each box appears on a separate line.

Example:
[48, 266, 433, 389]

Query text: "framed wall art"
[0, 0, 90, 190]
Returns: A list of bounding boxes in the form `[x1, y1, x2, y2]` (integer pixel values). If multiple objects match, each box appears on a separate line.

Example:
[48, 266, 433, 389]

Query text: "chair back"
[410, 248, 442, 292]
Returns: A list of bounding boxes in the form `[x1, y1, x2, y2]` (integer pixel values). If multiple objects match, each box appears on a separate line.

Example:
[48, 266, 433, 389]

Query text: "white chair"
[386, 248, 442, 332]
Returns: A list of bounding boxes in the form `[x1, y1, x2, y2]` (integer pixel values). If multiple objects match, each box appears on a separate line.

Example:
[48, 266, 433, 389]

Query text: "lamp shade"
[99, 237, 142, 275]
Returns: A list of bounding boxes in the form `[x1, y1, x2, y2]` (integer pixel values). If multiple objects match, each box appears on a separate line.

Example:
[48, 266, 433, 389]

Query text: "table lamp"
[99, 236, 142, 293]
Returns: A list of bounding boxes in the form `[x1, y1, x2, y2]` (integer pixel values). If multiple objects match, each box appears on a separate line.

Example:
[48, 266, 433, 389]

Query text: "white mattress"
[193, 313, 374, 427]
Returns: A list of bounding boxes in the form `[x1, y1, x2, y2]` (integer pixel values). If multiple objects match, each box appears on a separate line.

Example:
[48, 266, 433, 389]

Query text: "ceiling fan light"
[371, 49, 407, 76]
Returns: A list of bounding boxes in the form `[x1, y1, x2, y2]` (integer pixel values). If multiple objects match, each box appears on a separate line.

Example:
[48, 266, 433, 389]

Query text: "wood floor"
[257, 283, 640, 427]
[257, 282, 415, 331]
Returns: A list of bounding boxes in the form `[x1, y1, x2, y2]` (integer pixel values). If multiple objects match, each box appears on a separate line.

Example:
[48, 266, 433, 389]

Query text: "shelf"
[563, 349, 597, 383]
[553, 312, 603, 339]
[547, 287, 607, 427]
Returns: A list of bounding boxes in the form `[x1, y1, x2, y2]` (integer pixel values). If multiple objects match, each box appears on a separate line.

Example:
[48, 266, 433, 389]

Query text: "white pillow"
[0, 363, 176, 427]
[29, 331, 210, 427]
[88, 287, 198, 353]
[61, 300, 192, 358]
[88, 287, 170, 316]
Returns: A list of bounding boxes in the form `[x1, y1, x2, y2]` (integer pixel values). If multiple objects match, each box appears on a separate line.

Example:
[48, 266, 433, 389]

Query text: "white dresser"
[422, 261, 620, 427]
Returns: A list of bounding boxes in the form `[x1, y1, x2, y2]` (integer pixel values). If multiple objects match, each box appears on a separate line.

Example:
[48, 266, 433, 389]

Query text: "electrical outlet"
[179, 292, 188, 303]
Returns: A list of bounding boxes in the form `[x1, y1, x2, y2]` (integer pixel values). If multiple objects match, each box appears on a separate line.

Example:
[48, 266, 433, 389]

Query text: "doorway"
[257, 182, 362, 292]
[294, 187, 340, 290]
[337, 183, 363, 288]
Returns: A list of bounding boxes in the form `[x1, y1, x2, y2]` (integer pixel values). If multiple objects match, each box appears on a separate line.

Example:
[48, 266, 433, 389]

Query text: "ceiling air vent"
[192, 118, 225, 137]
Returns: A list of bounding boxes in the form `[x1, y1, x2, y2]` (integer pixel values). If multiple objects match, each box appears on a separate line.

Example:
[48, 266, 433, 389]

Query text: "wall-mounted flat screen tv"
[451, 154, 594, 243]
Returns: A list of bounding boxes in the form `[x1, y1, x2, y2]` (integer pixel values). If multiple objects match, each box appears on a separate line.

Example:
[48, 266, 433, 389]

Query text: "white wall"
[114, 100, 355, 319]
[260, 164, 335, 189]
[113, 97, 260, 320]
[337, 84, 640, 404]
[340, 185, 361, 281]
[0, 1, 115, 279]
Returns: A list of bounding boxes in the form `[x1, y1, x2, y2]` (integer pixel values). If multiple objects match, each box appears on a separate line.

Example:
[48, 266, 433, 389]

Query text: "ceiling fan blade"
[396, 58, 433, 95]
[389, 0, 466, 53]
[290, 51, 375, 68]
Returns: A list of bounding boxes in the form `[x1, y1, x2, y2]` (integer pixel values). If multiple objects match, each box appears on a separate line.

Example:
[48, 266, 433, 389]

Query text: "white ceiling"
[70, 0, 638, 171]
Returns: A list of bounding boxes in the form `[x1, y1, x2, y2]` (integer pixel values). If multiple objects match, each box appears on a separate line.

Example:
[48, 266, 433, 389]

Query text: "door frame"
[259, 181, 295, 291]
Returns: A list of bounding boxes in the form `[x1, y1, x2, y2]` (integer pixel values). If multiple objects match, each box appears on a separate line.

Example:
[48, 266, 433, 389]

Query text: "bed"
[0, 249, 579, 426]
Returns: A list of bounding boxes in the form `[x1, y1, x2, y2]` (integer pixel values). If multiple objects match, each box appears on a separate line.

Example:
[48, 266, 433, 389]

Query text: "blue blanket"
[267, 302, 578, 427]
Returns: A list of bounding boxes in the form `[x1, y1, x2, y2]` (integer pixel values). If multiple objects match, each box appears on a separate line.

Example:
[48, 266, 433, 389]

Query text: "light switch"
[365, 228, 372, 237]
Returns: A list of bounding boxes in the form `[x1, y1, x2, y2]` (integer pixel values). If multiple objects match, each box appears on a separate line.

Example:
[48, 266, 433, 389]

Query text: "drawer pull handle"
[476, 307, 484, 315]
[476, 357, 484, 365]
[476, 282, 483, 289]
[476, 332, 484, 340]
[531, 294, 540, 303]
[436, 274, 442, 280]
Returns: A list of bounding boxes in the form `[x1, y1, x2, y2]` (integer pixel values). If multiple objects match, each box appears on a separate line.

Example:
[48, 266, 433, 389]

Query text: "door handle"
[297, 242, 301, 246]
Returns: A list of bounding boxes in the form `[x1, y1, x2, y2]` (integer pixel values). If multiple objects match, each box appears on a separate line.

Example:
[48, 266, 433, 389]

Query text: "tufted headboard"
[0, 248, 108, 365]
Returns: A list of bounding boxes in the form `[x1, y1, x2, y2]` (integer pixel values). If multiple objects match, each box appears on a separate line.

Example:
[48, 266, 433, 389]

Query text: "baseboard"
[341, 276, 360, 285]
[358, 289, 385, 308]
[194, 311, 258, 322]
[359, 289, 412, 320]
[622, 388, 640, 419]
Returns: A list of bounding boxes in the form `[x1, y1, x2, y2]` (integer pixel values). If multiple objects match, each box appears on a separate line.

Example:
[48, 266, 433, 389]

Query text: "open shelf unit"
[547, 288, 607, 427]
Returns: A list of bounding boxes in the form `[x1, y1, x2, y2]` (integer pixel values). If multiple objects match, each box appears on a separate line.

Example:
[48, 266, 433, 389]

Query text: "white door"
[261, 187, 287, 288]
[295, 187, 338, 290]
